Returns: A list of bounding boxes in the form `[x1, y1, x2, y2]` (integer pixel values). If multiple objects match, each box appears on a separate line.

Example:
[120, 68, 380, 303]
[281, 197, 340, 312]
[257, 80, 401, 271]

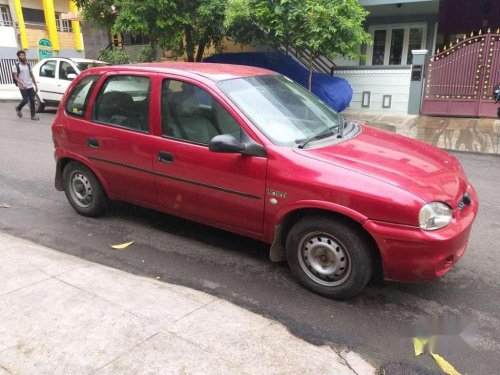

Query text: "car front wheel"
[63, 161, 107, 217]
[285, 216, 374, 299]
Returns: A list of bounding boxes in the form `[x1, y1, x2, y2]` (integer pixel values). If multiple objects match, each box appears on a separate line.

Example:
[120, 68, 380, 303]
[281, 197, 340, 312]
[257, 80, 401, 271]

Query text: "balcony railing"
[24, 21, 47, 30]
[21, 21, 72, 32]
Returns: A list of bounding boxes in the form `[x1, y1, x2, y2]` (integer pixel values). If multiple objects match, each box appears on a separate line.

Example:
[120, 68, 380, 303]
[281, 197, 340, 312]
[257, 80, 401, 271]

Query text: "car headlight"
[419, 202, 453, 230]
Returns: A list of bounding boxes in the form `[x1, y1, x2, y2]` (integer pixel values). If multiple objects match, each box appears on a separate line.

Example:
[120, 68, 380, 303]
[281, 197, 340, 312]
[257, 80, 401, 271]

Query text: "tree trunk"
[308, 53, 313, 92]
[195, 40, 207, 62]
[185, 26, 195, 62]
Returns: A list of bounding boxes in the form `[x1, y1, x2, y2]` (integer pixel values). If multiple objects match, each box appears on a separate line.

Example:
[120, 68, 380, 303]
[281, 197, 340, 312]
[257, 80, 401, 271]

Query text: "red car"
[52, 63, 478, 299]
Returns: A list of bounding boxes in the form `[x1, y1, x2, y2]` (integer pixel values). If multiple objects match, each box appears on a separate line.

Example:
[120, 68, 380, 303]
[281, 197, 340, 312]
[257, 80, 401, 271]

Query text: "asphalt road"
[1, 103, 499, 374]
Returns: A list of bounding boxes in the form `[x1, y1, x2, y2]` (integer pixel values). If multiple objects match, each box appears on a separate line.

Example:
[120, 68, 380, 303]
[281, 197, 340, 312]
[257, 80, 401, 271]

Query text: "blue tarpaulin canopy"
[204, 52, 352, 112]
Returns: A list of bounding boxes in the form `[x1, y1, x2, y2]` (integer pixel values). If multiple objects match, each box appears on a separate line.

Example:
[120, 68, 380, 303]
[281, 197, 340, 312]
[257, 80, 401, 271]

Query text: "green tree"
[226, 0, 371, 90]
[98, 48, 130, 64]
[75, 0, 227, 62]
[136, 45, 157, 63]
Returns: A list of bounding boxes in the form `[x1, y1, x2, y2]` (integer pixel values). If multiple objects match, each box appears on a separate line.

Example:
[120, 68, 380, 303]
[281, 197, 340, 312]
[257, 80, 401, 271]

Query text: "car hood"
[295, 125, 469, 205]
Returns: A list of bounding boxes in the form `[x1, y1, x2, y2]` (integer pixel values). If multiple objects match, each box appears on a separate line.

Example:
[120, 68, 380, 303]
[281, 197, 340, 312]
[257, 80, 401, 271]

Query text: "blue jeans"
[17, 87, 36, 117]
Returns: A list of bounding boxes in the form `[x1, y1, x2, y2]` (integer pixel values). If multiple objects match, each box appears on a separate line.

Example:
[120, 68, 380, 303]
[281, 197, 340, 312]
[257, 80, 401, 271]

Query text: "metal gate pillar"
[408, 49, 428, 115]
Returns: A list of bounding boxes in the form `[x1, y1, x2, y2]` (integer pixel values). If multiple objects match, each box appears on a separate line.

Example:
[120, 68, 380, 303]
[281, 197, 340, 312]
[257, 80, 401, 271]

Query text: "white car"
[32, 57, 108, 112]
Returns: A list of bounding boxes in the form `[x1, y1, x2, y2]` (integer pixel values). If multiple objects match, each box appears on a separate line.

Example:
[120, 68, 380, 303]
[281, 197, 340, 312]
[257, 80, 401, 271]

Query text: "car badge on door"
[267, 189, 287, 198]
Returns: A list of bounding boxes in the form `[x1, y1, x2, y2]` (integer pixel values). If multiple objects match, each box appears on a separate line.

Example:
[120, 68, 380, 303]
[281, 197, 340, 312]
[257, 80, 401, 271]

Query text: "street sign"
[38, 39, 53, 60]
[38, 39, 52, 48]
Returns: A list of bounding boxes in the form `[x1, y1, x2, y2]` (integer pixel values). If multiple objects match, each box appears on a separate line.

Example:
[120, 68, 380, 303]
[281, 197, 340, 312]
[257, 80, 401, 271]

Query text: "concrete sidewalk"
[0, 232, 375, 375]
[0, 85, 21, 101]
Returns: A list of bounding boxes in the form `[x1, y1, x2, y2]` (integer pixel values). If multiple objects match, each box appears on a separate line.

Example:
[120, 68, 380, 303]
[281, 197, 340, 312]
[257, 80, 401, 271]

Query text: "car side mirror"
[67, 73, 77, 80]
[209, 134, 245, 153]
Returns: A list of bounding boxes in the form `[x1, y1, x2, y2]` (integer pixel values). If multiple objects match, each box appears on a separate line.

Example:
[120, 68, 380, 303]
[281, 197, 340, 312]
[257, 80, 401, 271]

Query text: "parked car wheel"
[63, 161, 107, 217]
[34, 93, 45, 113]
[285, 216, 374, 299]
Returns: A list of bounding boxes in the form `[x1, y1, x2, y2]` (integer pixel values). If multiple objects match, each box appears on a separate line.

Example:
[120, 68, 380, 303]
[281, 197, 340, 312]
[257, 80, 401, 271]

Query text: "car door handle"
[87, 138, 99, 149]
[158, 151, 174, 163]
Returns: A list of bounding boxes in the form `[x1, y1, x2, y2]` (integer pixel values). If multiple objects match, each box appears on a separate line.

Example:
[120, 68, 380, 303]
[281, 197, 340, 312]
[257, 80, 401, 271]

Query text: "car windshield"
[217, 75, 341, 147]
[77, 62, 109, 71]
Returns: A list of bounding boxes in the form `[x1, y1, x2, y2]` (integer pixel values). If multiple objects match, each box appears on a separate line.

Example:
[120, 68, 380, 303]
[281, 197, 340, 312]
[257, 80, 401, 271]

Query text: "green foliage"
[98, 48, 130, 65]
[77, 0, 370, 73]
[76, 0, 228, 62]
[74, 0, 116, 29]
[136, 46, 157, 63]
[226, 0, 371, 89]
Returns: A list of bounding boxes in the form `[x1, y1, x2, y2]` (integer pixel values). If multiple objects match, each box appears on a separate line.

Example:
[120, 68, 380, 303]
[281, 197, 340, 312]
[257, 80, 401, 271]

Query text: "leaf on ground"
[110, 241, 134, 250]
[413, 337, 429, 356]
[430, 353, 462, 375]
[0, 203, 11, 208]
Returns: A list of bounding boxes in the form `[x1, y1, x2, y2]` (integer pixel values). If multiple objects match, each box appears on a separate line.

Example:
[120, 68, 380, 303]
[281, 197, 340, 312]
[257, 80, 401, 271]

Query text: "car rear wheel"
[34, 94, 45, 113]
[285, 216, 374, 299]
[63, 161, 107, 217]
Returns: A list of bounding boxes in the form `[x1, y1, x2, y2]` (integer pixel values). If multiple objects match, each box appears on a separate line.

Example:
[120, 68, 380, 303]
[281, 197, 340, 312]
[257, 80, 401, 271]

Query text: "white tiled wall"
[334, 67, 412, 113]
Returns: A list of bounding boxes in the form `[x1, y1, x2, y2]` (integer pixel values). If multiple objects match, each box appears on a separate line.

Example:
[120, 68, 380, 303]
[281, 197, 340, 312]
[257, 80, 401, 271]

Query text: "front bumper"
[364, 186, 479, 282]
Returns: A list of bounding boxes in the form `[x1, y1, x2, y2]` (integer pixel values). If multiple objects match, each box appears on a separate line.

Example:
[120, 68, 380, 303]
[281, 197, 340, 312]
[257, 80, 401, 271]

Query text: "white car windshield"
[217, 75, 341, 147]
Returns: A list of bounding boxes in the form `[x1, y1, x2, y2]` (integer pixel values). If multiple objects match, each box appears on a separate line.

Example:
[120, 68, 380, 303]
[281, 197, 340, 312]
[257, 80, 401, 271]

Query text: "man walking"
[12, 50, 39, 121]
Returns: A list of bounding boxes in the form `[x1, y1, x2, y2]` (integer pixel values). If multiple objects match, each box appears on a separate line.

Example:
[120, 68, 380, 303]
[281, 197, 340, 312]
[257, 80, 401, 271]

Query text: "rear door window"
[92, 75, 151, 133]
[65, 75, 99, 117]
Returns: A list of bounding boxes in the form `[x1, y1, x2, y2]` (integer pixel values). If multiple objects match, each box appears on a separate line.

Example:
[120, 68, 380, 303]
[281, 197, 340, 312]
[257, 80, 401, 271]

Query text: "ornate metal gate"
[422, 29, 500, 117]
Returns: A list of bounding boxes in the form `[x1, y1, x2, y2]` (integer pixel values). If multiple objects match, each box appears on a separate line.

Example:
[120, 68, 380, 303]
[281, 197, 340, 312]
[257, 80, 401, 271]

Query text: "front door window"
[389, 29, 405, 65]
[161, 79, 242, 144]
[369, 24, 426, 66]
[372, 30, 387, 65]
[407, 28, 424, 64]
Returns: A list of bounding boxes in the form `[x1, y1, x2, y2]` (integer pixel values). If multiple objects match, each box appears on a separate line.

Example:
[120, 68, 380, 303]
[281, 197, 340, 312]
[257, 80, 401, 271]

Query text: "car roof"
[70, 58, 108, 64]
[36, 57, 107, 64]
[91, 62, 277, 82]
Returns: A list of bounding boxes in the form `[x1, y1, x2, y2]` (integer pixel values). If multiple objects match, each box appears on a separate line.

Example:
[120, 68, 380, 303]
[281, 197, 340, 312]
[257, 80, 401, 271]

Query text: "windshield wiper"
[336, 112, 349, 138]
[297, 126, 339, 149]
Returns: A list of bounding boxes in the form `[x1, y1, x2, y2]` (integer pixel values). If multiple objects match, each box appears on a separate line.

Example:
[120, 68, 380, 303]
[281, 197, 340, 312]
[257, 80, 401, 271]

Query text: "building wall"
[0, 27, 18, 58]
[1, 0, 84, 59]
[438, 0, 500, 49]
[80, 22, 108, 60]
[334, 67, 412, 113]
[333, 9, 437, 114]
[127, 38, 256, 62]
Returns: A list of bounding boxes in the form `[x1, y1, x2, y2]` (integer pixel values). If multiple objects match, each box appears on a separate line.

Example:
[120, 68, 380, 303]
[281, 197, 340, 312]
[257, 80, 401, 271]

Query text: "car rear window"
[65, 75, 99, 117]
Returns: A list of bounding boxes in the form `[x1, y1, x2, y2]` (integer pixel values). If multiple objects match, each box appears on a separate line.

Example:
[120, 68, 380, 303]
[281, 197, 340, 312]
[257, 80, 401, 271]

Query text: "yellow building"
[0, 0, 83, 60]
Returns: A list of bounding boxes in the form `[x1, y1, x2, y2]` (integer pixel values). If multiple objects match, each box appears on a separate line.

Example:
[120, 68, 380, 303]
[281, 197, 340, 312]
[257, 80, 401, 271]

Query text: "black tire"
[285, 216, 374, 299]
[62, 161, 107, 217]
[34, 94, 45, 113]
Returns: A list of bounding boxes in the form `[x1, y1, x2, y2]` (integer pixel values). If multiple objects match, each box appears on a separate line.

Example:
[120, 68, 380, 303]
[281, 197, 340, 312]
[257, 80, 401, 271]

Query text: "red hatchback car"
[52, 63, 478, 299]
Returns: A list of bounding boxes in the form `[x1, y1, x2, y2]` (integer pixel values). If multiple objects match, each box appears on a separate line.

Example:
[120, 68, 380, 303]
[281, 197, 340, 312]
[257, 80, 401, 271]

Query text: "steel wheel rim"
[69, 171, 93, 208]
[297, 232, 351, 287]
